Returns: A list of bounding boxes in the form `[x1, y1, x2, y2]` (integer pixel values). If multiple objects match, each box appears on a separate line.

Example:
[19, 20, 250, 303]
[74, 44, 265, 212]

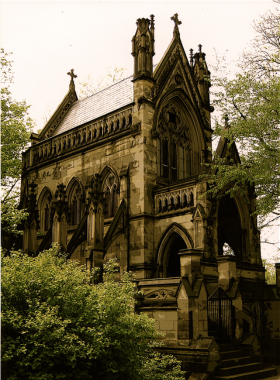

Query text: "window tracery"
[69, 183, 83, 226]
[103, 173, 119, 219]
[157, 103, 191, 180]
[39, 190, 52, 232]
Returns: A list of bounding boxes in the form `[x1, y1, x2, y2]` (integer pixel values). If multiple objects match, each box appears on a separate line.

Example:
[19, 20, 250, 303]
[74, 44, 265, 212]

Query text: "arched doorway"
[218, 195, 243, 263]
[165, 233, 187, 277]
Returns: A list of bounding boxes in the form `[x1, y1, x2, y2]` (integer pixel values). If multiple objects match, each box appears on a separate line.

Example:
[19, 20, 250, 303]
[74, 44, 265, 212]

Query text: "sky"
[0, 0, 279, 259]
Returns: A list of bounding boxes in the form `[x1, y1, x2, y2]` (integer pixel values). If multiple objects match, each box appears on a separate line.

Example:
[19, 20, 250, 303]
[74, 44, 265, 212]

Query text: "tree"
[1, 49, 35, 239]
[205, 8, 280, 230]
[78, 67, 127, 99]
[1, 245, 185, 380]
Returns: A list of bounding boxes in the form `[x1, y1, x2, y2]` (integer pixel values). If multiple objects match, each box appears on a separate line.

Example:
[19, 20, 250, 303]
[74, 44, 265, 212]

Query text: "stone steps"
[214, 347, 277, 380]
[215, 367, 277, 380]
[220, 350, 244, 360]
[221, 356, 255, 367]
[218, 362, 263, 376]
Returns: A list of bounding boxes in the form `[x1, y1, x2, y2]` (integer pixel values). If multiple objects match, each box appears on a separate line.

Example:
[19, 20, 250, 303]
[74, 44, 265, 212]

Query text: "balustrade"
[25, 107, 133, 168]
[155, 186, 194, 214]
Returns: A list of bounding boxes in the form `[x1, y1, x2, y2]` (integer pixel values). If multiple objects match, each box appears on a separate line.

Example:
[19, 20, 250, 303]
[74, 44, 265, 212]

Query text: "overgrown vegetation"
[2, 245, 185, 380]
[1, 49, 35, 237]
[206, 9, 280, 230]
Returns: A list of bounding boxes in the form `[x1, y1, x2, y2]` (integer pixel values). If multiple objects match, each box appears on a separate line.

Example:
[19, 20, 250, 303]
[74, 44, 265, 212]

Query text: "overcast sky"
[1, 0, 279, 258]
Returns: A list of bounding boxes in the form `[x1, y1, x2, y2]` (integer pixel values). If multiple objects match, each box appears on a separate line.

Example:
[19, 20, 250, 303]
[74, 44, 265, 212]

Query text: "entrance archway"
[156, 224, 192, 278]
[218, 195, 243, 263]
[166, 234, 187, 277]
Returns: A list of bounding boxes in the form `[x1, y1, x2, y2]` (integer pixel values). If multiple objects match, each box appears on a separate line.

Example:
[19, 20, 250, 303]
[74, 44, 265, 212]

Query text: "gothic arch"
[153, 89, 207, 179]
[216, 194, 244, 262]
[100, 166, 120, 219]
[65, 177, 84, 199]
[38, 186, 53, 232]
[100, 165, 120, 190]
[156, 223, 193, 278]
[66, 177, 85, 226]
[154, 88, 207, 152]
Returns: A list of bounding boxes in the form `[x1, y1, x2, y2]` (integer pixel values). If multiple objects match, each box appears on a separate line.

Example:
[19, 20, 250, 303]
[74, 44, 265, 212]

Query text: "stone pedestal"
[179, 249, 203, 285]
[52, 212, 67, 251]
[217, 256, 237, 291]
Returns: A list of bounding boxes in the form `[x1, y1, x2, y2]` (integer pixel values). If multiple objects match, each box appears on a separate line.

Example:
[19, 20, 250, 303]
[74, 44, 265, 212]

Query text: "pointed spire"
[171, 13, 182, 37]
[150, 14, 155, 31]
[67, 69, 77, 90]
[189, 48, 194, 67]
[132, 16, 155, 80]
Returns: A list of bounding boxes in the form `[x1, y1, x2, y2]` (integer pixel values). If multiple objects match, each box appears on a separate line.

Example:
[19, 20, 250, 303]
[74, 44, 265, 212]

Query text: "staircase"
[215, 345, 277, 380]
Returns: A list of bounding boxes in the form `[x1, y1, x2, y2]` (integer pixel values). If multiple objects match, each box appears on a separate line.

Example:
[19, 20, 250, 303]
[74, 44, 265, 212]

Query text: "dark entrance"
[208, 287, 233, 342]
[166, 234, 186, 277]
[218, 195, 243, 263]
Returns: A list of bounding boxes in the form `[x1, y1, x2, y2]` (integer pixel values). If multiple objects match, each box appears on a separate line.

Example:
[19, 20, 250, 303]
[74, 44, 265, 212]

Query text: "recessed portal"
[218, 195, 243, 263]
[166, 234, 187, 277]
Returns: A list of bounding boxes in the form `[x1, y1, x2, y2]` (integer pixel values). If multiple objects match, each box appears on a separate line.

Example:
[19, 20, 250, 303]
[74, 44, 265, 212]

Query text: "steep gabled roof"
[53, 75, 134, 137]
[216, 136, 241, 164]
[37, 75, 134, 141]
[37, 87, 78, 141]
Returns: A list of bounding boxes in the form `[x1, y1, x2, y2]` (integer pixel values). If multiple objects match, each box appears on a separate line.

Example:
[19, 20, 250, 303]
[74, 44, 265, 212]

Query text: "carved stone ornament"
[146, 290, 175, 299]
[175, 74, 183, 85]
[151, 45, 182, 101]
[162, 103, 183, 133]
[157, 103, 190, 148]
[103, 173, 117, 194]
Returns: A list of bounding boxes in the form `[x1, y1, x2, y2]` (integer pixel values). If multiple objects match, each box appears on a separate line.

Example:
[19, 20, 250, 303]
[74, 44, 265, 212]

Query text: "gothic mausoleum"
[20, 14, 279, 379]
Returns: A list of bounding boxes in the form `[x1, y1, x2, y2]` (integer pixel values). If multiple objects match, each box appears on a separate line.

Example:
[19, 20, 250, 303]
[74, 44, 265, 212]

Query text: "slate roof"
[53, 75, 134, 136]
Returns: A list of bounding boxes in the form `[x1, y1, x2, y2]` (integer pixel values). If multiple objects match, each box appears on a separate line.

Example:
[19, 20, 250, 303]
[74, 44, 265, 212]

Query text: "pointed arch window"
[103, 173, 119, 219]
[39, 190, 52, 232]
[69, 183, 83, 226]
[157, 138, 191, 180]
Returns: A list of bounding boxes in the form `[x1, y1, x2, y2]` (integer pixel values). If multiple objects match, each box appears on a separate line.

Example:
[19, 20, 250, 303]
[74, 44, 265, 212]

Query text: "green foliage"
[78, 67, 127, 99]
[263, 260, 276, 285]
[1, 49, 35, 237]
[2, 245, 185, 380]
[1, 198, 29, 236]
[1, 49, 34, 186]
[205, 9, 280, 227]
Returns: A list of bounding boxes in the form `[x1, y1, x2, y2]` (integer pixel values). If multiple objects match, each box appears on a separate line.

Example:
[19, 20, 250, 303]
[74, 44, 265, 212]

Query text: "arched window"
[103, 173, 119, 219]
[69, 182, 83, 226]
[157, 139, 191, 180]
[39, 189, 52, 232]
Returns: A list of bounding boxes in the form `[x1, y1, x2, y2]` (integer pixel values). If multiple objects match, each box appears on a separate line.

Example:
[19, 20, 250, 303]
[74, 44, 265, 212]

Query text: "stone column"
[217, 256, 237, 291]
[23, 182, 39, 255]
[179, 248, 203, 286]
[51, 184, 68, 252]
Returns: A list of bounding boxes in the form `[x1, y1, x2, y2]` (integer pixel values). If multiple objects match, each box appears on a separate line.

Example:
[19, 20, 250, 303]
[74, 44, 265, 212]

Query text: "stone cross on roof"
[67, 69, 77, 88]
[171, 13, 182, 37]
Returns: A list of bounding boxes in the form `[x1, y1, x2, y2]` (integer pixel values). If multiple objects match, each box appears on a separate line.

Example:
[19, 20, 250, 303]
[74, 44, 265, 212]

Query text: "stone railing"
[24, 106, 133, 170]
[155, 185, 194, 214]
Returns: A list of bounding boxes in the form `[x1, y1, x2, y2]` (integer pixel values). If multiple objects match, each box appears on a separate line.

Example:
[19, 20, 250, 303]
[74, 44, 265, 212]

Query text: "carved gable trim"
[38, 88, 78, 141]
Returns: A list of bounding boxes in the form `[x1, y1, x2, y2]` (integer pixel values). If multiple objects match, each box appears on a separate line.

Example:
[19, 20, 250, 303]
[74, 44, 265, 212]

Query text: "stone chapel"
[20, 14, 279, 379]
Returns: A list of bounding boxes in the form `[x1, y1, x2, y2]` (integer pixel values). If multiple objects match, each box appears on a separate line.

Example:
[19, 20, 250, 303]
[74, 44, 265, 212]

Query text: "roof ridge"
[77, 63, 159, 104]
[77, 73, 134, 103]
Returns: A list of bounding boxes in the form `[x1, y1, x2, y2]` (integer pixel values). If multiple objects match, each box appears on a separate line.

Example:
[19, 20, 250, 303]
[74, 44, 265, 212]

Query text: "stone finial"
[189, 48, 194, 67]
[67, 69, 77, 89]
[150, 14, 155, 30]
[132, 17, 155, 79]
[171, 13, 182, 37]
[198, 44, 202, 53]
